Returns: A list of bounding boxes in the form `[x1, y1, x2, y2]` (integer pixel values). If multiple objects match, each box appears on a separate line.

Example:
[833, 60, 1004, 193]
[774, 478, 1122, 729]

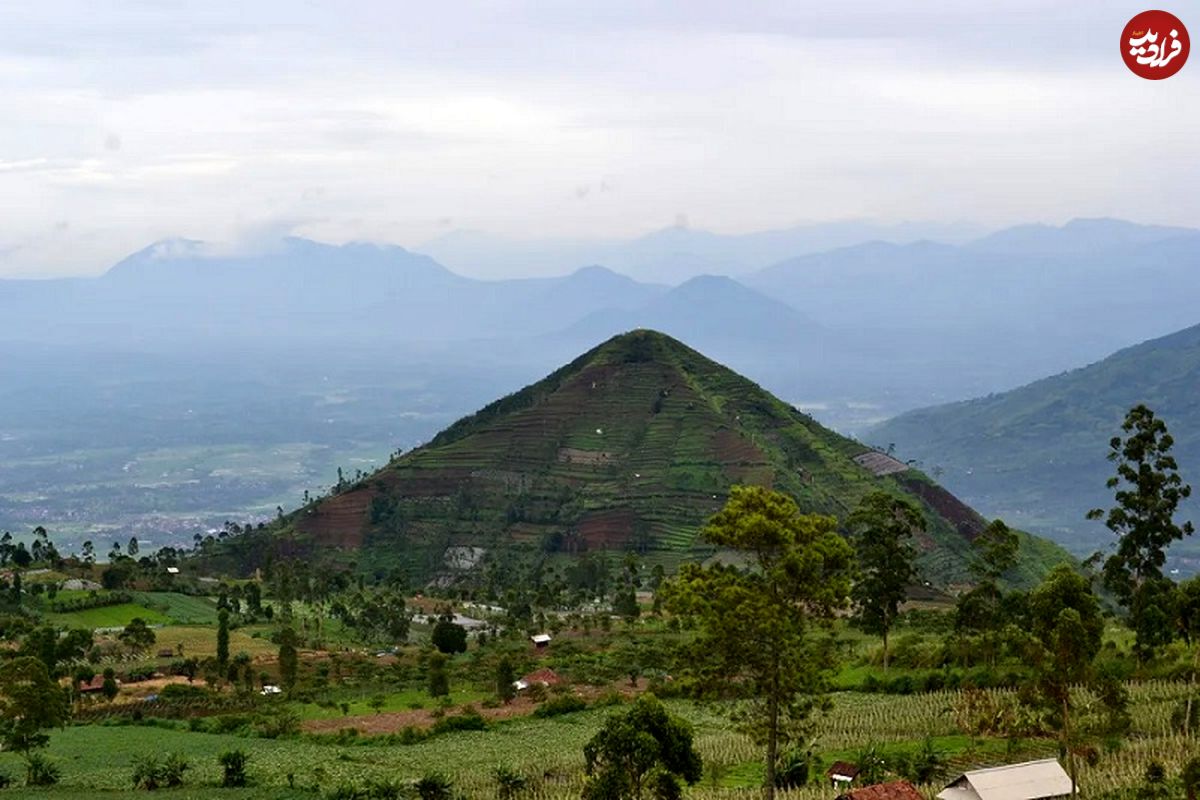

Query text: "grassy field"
[44, 592, 219, 630]
[154, 625, 279, 660]
[132, 592, 221, 625]
[1, 683, 1192, 799]
[46, 603, 171, 629]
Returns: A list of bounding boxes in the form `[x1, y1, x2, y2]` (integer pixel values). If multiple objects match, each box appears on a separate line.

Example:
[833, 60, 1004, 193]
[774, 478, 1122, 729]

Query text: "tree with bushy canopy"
[663, 486, 853, 800]
[1021, 565, 1126, 797]
[431, 617, 467, 655]
[846, 491, 922, 671]
[582, 694, 702, 800]
[118, 618, 155, 654]
[955, 519, 1022, 667]
[0, 657, 69, 758]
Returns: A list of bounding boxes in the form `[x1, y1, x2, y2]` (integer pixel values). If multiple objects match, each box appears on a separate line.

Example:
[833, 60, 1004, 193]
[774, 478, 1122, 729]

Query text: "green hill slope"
[870, 322, 1200, 572]
[215, 331, 1069, 586]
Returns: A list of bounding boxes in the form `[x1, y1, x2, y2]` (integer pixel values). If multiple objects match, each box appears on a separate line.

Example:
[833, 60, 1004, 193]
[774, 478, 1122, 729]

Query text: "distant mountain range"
[4, 217, 1200, 552]
[420, 220, 989, 282]
[0, 237, 660, 346]
[204, 331, 1071, 587]
[743, 217, 1200, 407]
[870, 320, 1200, 572]
[5, 217, 1195, 409]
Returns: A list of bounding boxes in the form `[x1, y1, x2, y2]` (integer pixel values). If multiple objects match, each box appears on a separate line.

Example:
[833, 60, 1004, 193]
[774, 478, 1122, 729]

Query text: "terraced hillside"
[226, 331, 1068, 586]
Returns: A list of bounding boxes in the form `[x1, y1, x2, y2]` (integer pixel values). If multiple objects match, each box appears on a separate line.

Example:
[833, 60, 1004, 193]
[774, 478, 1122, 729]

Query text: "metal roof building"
[937, 759, 1072, 800]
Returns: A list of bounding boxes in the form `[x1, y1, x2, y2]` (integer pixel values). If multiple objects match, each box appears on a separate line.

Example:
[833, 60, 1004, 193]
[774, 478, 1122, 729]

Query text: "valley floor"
[4, 683, 1194, 799]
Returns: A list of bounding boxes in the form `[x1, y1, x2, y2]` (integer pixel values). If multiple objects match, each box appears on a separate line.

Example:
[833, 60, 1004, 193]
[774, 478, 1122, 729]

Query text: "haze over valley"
[3, 216, 1199, 570]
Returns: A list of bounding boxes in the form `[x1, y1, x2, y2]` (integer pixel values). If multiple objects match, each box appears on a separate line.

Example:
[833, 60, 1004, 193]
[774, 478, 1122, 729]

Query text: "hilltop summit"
[221, 331, 1068, 585]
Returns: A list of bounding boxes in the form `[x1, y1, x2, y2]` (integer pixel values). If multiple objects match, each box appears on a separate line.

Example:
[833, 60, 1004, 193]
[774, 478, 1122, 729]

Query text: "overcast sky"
[0, 1, 1196, 277]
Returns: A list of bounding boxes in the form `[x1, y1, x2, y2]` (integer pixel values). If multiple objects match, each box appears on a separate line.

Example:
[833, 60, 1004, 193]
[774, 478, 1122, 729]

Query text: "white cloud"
[0, 1, 1196, 276]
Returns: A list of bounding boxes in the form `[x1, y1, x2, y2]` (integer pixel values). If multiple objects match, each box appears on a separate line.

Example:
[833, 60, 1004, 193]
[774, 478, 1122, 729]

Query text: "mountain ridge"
[869, 321, 1200, 572]
[206, 330, 1071, 588]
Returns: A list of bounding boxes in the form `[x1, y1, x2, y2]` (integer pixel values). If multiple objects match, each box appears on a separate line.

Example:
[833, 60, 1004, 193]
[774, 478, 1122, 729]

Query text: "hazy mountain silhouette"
[870, 320, 1200, 571]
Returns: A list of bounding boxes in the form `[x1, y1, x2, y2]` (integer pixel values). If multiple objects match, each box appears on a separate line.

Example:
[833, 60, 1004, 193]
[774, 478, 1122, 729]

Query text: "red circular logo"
[1122, 10, 1189, 79]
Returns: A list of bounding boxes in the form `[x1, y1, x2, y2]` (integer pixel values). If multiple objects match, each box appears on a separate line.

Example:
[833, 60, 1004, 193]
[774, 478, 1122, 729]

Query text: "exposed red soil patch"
[302, 694, 544, 735]
[295, 485, 373, 548]
[377, 468, 478, 496]
[897, 477, 986, 541]
[301, 679, 649, 737]
[575, 508, 638, 548]
[506, 522, 552, 544]
[520, 668, 561, 686]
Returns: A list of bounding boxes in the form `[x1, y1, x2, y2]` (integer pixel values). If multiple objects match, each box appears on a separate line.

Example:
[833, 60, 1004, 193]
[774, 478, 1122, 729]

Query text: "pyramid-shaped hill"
[271, 331, 1068, 586]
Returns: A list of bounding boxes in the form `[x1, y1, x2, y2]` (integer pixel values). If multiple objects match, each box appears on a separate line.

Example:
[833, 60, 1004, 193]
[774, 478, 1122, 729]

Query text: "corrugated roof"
[936, 789, 978, 800]
[937, 759, 1072, 800]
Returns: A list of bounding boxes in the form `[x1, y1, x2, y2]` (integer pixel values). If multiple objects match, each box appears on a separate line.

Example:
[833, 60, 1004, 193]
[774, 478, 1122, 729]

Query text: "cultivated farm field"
[6, 683, 1195, 799]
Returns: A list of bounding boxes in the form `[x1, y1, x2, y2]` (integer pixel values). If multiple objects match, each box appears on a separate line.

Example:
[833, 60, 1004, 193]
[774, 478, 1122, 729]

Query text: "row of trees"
[657, 404, 1195, 799]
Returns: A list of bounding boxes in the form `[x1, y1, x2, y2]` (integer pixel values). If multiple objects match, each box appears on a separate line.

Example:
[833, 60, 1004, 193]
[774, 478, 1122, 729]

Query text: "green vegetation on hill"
[0, 482, 1191, 799]
[217, 330, 1069, 587]
[870, 322, 1200, 568]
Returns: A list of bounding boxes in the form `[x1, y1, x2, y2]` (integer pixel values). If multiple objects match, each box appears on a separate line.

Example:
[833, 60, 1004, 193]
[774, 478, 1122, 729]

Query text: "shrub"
[922, 672, 946, 692]
[533, 694, 588, 718]
[24, 753, 60, 786]
[364, 778, 407, 799]
[210, 714, 252, 735]
[415, 772, 453, 800]
[254, 708, 301, 739]
[395, 726, 427, 745]
[218, 749, 249, 788]
[774, 747, 816, 789]
[494, 765, 528, 800]
[161, 753, 189, 788]
[159, 683, 210, 702]
[431, 709, 487, 734]
[332, 727, 361, 745]
[325, 780, 407, 800]
[592, 690, 625, 708]
[124, 667, 157, 683]
[903, 738, 946, 784]
[131, 754, 163, 790]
